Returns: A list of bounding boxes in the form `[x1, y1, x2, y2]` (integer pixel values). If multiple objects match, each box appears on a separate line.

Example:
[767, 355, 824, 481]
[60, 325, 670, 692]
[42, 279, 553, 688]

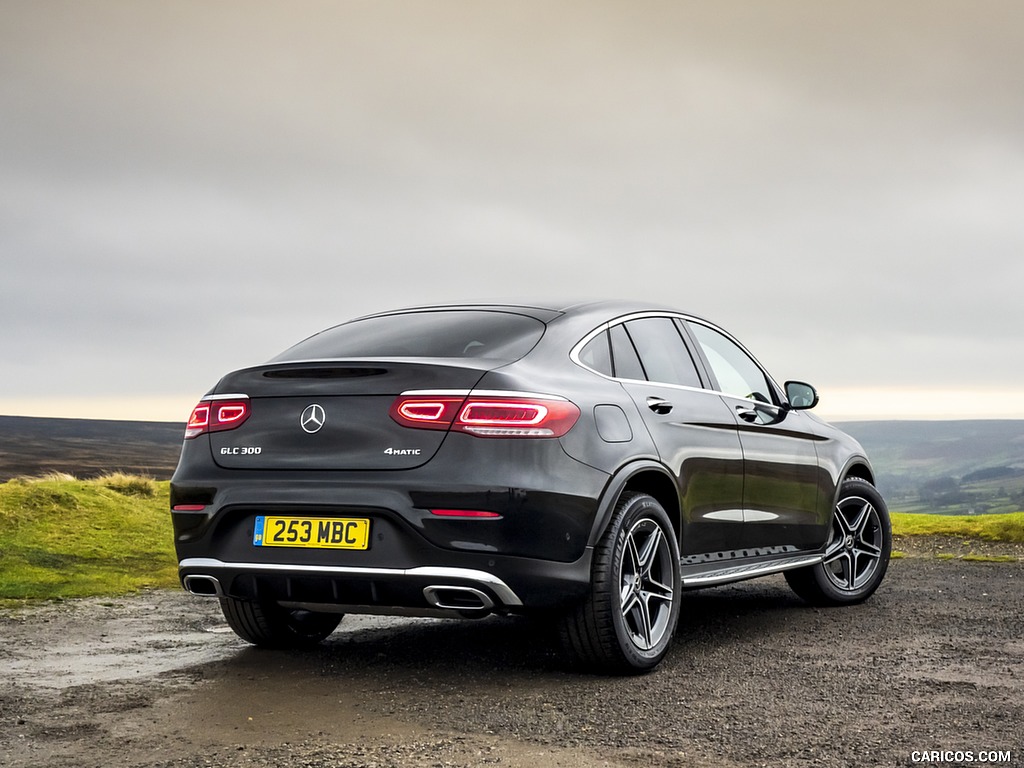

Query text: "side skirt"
[680, 552, 824, 588]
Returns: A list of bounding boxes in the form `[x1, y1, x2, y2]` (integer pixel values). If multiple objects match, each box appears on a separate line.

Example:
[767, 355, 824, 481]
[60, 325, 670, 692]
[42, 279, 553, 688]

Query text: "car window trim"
[616, 322, 649, 381]
[570, 311, 786, 404]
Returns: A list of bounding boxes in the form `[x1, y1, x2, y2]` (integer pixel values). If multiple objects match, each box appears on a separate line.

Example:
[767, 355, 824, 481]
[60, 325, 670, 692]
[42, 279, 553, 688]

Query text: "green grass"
[890, 511, 1024, 543]
[0, 474, 177, 603]
[2, 476, 1021, 604]
[962, 554, 1017, 563]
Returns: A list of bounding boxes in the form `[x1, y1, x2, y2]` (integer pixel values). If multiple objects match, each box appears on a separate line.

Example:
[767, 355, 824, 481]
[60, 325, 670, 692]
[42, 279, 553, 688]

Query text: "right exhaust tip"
[423, 585, 494, 612]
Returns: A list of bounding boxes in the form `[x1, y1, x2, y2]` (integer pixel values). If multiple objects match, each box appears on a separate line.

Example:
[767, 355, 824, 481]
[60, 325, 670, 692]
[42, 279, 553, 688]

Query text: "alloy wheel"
[822, 494, 885, 592]
[618, 518, 676, 651]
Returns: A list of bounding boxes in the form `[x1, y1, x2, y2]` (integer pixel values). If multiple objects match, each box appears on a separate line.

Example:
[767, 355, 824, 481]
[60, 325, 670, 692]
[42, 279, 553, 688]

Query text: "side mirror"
[785, 381, 819, 410]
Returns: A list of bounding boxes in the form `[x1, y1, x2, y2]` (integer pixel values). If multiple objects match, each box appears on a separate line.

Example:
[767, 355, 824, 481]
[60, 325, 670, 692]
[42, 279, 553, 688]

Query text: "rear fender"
[586, 460, 678, 548]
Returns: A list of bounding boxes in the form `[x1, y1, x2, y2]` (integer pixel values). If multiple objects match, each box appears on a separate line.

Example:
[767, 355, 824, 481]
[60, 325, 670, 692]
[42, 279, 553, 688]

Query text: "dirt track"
[2, 558, 1021, 768]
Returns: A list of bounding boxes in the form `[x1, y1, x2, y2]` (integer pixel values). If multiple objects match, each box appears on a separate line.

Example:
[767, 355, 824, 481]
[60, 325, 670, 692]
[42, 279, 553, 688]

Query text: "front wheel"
[220, 596, 343, 648]
[559, 492, 681, 674]
[785, 478, 891, 606]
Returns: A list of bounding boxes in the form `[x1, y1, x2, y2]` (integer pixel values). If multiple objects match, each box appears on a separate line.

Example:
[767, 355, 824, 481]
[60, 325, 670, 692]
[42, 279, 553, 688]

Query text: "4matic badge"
[384, 447, 421, 456]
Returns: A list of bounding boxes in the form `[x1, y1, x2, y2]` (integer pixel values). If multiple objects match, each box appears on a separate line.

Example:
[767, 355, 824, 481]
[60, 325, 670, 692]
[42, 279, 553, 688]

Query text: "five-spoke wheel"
[618, 516, 676, 652]
[786, 478, 892, 605]
[560, 492, 681, 674]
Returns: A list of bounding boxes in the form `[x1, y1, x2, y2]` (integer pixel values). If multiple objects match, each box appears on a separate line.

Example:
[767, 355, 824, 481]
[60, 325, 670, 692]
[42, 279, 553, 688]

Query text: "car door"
[684, 320, 828, 551]
[608, 316, 747, 557]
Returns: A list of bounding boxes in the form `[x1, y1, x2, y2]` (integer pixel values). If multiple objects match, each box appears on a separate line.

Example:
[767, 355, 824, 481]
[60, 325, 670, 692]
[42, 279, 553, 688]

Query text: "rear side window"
[272, 311, 545, 363]
[609, 324, 646, 380]
[623, 317, 703, 388]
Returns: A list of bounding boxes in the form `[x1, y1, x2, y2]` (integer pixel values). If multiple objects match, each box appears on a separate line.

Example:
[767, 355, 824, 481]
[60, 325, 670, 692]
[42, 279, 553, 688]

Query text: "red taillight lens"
[391, 393, 580, 438]
[389, 396, 466, 431]
[185, 404, 211, 439]
[184, 398, 251, 439]
[456, 398, 580, 436]
[215, 403, 247, 424]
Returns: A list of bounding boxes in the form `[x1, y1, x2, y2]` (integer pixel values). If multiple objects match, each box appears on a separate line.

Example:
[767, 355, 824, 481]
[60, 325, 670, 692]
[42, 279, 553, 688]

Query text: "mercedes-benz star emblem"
[300, 403, 326, 434]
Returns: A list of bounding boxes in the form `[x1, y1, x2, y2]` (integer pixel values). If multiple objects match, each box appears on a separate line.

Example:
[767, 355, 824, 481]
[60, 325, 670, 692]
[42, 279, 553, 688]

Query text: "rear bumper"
[178, 549, 593, 615]
[172, 431, 609, 613]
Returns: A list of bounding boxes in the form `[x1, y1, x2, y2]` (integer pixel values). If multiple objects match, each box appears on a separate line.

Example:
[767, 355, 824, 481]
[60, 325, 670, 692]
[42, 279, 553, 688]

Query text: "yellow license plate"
[254, 516, 370, 550]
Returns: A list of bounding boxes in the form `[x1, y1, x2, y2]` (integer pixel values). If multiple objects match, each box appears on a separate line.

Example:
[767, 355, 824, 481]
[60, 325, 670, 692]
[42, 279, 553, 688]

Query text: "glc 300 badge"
[300, 404, 326, 434]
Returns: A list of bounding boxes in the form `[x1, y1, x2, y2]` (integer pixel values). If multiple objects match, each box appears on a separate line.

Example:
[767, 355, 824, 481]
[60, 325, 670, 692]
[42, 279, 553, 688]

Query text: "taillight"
[388, 396, 466, 431]
[390, 392, 580, 438]
[184, 396, 251, 439]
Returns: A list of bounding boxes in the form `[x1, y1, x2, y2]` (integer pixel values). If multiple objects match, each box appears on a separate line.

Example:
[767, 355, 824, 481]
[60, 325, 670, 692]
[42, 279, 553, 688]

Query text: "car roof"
[353, 299, 688, 324]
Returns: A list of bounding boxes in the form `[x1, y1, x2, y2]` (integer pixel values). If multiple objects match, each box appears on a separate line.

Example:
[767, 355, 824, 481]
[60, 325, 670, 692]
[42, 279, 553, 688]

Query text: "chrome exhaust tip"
[423, 585, 494, 612]
[182, 574, 223, 597]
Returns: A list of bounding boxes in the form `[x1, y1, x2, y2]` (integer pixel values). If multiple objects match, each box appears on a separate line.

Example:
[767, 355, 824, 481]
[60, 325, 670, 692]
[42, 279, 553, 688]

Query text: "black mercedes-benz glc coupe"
[171, 301, 890, 673]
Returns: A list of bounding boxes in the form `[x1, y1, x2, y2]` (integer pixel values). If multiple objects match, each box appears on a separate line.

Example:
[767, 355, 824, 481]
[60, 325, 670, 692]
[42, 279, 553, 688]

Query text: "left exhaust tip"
[182, 574, 223, 597]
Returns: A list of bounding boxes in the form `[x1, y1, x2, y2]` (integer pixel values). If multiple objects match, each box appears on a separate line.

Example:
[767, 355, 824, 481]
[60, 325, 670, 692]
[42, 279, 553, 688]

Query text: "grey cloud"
[1, 1, 1023, 411]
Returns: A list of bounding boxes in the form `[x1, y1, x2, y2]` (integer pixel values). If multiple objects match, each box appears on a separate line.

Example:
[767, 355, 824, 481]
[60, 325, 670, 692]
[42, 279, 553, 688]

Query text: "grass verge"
[1, 478, 1021, 604]
[890, 511, 1024, 543]
[0, 474, 177, 604]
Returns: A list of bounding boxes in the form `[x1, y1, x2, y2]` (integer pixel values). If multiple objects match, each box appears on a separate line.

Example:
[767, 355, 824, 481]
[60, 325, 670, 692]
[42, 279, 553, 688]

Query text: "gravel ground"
[1, 556, 1021, 768]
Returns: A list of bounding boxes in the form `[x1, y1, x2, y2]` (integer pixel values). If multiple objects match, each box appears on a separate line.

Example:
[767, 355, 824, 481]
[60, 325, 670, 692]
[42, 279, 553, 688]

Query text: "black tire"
[559, 492, 681, 675]
[219, 596, 343, 648]
[785, 478, 892, 606]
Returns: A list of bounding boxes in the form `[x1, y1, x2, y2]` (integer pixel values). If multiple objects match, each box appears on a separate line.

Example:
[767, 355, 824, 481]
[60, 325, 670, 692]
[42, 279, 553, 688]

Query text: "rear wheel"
[559, 492, 681, 674]
[785, 478, 891, 605]
[219, 596, 342, 648]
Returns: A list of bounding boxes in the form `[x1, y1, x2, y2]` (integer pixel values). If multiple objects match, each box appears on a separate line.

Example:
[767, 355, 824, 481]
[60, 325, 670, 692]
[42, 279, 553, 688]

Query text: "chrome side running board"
[681, 554, 824, 587]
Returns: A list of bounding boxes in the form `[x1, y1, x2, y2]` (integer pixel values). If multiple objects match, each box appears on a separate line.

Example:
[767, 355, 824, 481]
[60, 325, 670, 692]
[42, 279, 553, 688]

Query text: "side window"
[688, 322, 774, 402]
[609, 323, 646, 380]
[577, 330, 613, 376]
[623, 318, 703, 388]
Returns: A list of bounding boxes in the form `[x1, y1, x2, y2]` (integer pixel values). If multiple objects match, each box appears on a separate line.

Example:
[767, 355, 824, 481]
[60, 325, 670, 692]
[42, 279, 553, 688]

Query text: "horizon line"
[3, 387, 1024, 423]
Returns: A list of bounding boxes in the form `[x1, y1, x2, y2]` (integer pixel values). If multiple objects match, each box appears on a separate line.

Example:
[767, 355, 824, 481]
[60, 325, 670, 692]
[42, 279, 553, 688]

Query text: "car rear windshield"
[271, 310, 546, 363]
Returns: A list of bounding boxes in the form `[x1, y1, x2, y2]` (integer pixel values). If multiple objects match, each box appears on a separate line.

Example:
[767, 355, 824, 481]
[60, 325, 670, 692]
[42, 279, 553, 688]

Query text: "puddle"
[0, 592, 448, 690]
[1, 593, 240, 689]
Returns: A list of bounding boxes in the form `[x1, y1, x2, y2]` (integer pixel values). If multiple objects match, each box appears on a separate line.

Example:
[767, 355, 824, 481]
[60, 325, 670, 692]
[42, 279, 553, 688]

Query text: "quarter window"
[578, 331, 613, 377]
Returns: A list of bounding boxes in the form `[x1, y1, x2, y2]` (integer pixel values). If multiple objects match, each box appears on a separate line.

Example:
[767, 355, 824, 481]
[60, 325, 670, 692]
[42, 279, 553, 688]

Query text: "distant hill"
[837, 420, 1024, 514]
[1, 415, 1022, 514]
[0, 415, 184, 482]
[837, 420, 1024, 476]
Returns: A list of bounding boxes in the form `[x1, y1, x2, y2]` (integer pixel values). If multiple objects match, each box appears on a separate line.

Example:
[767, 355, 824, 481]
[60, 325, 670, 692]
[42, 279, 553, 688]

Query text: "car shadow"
[208, 574, 814, 682]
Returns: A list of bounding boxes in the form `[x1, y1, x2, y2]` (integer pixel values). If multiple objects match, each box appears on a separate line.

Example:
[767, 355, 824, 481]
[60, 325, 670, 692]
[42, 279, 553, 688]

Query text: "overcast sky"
[2, 1, 1023, 422]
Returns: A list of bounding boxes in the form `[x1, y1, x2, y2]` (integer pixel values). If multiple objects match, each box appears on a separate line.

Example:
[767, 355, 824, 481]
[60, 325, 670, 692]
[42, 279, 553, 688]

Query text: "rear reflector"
[172, 504, 207, 512]
[184, 396, 251, 439]
[429, 509, 502, 518]
[391, 392, 580, 438]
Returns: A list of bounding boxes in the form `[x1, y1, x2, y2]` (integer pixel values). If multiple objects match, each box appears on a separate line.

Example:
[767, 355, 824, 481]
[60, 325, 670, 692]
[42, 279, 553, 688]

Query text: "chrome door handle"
[647, 397, 673, 415]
